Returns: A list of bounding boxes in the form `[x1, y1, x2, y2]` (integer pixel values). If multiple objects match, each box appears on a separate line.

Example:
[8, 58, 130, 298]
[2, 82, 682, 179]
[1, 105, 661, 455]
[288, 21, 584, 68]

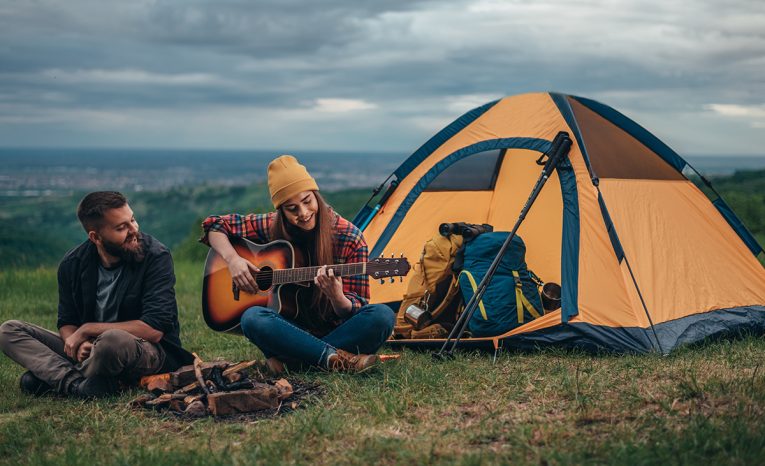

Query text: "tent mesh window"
[425, 149, 505, 191]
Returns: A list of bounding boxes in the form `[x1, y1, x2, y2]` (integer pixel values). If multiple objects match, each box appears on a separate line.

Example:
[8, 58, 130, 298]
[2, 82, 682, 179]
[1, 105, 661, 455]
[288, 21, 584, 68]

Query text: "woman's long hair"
[270, 191, 335, 266]
[270, 191, 336, 320]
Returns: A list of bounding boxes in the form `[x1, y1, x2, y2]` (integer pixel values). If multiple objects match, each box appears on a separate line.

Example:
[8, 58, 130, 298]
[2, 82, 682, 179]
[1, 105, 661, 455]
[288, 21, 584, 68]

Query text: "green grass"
[1, 262, 765, 465]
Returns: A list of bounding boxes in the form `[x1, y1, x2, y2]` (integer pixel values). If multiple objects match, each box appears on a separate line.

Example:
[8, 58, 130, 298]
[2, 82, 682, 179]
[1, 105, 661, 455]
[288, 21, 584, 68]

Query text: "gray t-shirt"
[95, 263, 123, 322]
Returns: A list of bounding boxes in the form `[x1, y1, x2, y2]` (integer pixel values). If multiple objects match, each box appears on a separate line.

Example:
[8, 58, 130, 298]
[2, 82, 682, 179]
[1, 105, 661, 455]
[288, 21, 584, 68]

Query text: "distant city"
[0, 149, 404, 196]
[1, 148, 764, 197]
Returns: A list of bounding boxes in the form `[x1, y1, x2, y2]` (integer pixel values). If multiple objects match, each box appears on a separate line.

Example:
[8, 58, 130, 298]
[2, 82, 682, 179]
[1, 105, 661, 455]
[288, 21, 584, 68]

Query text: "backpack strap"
[512, 271, 541, 323]
[428, 275, 462, 320]
[458, 270, 488, 321]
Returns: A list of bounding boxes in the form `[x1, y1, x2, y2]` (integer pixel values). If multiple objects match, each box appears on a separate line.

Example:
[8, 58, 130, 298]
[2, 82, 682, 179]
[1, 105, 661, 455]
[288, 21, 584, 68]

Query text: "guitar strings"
[252, 265, 368, 281]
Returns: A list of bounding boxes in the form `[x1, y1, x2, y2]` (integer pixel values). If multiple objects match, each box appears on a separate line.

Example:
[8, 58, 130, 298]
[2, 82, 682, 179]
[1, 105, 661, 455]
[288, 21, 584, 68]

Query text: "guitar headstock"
[368, 254, 411, 284]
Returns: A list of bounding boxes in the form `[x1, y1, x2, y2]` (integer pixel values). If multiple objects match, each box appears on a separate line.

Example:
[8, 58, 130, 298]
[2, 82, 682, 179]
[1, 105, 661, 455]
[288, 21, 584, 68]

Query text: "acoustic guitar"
[202, 237, 411, 332]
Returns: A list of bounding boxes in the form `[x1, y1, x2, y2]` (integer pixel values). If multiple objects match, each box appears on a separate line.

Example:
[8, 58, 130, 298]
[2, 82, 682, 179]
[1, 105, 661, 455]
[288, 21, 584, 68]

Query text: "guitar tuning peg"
[400, 253, 404, 258]
[400, 276, 403, 282]
[379, 279, 385, 285]
[390, 277, 395, 283]
[390, 253, 394, 258]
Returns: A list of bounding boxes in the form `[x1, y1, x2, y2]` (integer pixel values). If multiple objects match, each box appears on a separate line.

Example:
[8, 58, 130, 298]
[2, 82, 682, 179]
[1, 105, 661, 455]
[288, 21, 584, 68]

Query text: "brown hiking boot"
[326, 349, 380, 373]
[265, 357, 286, 375]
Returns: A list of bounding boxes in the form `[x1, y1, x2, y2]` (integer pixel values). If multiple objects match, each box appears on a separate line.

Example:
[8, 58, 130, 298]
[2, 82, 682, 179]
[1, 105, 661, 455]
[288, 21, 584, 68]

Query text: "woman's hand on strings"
[228, 255, 260, 293]
[314, 265, 345, 304]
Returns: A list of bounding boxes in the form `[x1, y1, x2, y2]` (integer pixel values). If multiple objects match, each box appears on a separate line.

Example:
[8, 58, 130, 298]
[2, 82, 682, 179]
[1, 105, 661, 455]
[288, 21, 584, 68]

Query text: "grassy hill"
[1, 169, 763, 268]
[0, 184, 372, 268]
[0, 262, 764, 464]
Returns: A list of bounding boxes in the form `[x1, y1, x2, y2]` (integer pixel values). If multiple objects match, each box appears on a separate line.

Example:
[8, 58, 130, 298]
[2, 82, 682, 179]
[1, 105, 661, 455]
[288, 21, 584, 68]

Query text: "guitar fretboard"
[271, 263, 367, 284]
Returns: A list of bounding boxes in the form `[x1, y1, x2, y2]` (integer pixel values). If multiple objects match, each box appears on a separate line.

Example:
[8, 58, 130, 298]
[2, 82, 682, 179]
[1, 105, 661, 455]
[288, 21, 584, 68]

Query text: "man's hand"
[63, 327, 89, 360]
[76, 340, 93, 362]
[227, 256, 260, 293]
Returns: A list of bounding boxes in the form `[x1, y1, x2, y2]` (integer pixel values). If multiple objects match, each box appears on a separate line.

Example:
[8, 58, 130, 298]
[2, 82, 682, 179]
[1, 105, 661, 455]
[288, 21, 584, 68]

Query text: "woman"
[201, 155, 395, 372]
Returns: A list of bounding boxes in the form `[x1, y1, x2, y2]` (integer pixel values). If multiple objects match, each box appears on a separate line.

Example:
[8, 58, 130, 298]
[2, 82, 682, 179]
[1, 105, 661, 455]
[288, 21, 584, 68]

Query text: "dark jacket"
[56, 233, 193, 372]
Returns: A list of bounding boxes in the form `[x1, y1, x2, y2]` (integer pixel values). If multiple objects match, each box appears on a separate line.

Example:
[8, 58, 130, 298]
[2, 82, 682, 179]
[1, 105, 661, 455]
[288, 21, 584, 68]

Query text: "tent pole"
[434, 131, 572, 360]
[594, 184, 665, 354]
[621, 252, 665, 354]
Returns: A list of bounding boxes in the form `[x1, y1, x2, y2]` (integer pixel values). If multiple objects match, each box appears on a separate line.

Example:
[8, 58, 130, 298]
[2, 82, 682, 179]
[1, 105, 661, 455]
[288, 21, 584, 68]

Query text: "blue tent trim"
[353, 204, 374, 229]
[712, 198, 764, 256]
[550, 93, 597, 182]
[370, 137, 552, 258]
[556, 156, 581, 323]
[569, 95, 687, 173]
[393, 99, 500, 181]
[596, 192, 625, 262]
[549, 92, 595, 323]
[386, 305, 765, 355]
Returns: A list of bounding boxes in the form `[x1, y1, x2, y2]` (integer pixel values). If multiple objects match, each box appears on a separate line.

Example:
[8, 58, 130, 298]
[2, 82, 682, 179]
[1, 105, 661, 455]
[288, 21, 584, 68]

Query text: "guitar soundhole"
[256, 266, 274, 291]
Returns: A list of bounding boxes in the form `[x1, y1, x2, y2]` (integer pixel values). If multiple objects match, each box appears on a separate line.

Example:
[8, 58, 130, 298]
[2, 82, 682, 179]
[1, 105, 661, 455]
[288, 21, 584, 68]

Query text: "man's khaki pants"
[0, 320, 165, 394]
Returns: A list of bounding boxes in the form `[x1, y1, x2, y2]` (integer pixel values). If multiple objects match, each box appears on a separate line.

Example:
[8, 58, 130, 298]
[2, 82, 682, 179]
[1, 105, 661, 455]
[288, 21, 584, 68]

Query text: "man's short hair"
[77, 191, 128, 232]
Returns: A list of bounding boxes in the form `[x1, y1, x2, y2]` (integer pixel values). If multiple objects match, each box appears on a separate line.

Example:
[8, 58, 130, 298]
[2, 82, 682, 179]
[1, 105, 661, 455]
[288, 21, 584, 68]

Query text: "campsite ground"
[1, 262, 764, 465]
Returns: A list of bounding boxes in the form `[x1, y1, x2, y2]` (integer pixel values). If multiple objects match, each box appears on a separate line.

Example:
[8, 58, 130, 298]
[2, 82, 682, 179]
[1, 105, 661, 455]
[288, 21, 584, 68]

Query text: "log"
[139, 373, 171, 390]
[146, 377, 174, 394]
[170, 361, 229, 387]
[176, 380, 200, 394]
[273, 378, 293, 401]
[184, 400, 207, 417]
[192, 352, 210, 395]
[174, 359, 260, 394]
[184, 395, 204, 405]
[222, 360, 260, 377]
[207, 385, 280, 416]
[169, 399, 186, 412]
[145, 393, 186, 408]
[128, 393, 155, 409]
[224, 371, 242, 384]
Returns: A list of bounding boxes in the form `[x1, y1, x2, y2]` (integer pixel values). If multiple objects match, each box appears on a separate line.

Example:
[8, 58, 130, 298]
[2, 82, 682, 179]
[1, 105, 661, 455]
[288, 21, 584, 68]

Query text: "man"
[0, 191, 193, 398]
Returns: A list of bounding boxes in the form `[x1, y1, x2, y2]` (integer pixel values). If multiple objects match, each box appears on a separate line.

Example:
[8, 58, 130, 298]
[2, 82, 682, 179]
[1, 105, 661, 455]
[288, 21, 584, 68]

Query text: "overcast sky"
[0, 0, 763, 155]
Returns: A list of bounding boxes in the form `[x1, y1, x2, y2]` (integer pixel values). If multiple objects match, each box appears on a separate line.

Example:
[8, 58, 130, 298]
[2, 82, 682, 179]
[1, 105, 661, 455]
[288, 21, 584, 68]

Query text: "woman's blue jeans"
[239, 304, 395, 367]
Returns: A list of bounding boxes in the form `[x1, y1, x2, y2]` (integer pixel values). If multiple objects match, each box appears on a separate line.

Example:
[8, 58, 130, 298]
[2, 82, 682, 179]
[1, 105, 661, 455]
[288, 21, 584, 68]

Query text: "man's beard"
[102, 232, 145, 263]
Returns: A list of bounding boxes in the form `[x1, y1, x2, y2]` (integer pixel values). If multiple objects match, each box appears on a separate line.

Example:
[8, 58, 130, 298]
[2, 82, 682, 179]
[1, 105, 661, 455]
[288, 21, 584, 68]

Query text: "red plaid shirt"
[201, 211, 370, 314]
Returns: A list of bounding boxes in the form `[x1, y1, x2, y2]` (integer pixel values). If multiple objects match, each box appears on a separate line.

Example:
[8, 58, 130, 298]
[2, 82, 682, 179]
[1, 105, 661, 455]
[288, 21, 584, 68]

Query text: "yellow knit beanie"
[267, 155, 319, 208]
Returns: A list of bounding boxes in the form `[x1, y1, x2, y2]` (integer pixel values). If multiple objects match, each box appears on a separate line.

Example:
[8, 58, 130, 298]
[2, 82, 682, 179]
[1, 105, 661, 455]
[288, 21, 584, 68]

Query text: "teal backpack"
[459, 232, 544, 338]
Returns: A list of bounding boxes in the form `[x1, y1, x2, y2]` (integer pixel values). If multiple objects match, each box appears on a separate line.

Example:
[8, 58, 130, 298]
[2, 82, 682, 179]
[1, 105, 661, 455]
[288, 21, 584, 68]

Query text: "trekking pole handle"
[543, 132, 572, 178]
[536, 131, 564, 166]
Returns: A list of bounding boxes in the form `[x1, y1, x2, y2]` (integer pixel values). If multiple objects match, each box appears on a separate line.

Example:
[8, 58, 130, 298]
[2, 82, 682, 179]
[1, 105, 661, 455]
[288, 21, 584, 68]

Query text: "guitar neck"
[272, 263, 367, 285]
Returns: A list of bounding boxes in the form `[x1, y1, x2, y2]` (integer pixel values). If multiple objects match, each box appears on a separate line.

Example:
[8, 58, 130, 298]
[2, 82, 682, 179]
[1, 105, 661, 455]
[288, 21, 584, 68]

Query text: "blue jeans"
[239, 304, 395, 367]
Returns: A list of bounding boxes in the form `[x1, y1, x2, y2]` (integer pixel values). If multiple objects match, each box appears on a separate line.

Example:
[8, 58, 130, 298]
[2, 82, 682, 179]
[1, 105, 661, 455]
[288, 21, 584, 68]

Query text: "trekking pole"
[433, 131, 572, 360]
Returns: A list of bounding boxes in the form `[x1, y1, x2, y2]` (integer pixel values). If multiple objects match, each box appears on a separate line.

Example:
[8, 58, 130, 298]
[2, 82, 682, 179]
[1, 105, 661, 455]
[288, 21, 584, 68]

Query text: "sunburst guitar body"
[202, 237, 410, 333]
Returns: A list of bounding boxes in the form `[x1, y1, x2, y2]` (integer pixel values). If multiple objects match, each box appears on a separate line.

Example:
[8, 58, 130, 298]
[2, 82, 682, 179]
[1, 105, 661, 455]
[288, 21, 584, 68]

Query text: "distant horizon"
[1, 146, 765, 158]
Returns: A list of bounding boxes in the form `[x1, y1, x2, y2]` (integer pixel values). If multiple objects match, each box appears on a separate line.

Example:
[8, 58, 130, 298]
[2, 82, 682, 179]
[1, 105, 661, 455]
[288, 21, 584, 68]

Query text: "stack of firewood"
[130, 354, 296, 418]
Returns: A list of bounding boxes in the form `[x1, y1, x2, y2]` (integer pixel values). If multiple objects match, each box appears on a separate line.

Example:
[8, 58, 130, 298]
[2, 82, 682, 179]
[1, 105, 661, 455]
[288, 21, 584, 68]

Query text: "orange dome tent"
[354, 92, 765, 354]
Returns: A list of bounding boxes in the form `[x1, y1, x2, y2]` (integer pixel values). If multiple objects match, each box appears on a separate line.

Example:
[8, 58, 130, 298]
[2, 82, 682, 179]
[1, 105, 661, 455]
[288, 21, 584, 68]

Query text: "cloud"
[0, 0, 763, 154]
[706, 104, 765, 119]
[311, 98, 378, 112]
[40, 68, 225, 86]
[706, 103, 765, 130]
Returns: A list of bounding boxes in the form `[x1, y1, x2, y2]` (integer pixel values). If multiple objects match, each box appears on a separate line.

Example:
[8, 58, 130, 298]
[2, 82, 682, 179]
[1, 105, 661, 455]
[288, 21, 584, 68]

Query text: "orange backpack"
[394, 233, 464, 339]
